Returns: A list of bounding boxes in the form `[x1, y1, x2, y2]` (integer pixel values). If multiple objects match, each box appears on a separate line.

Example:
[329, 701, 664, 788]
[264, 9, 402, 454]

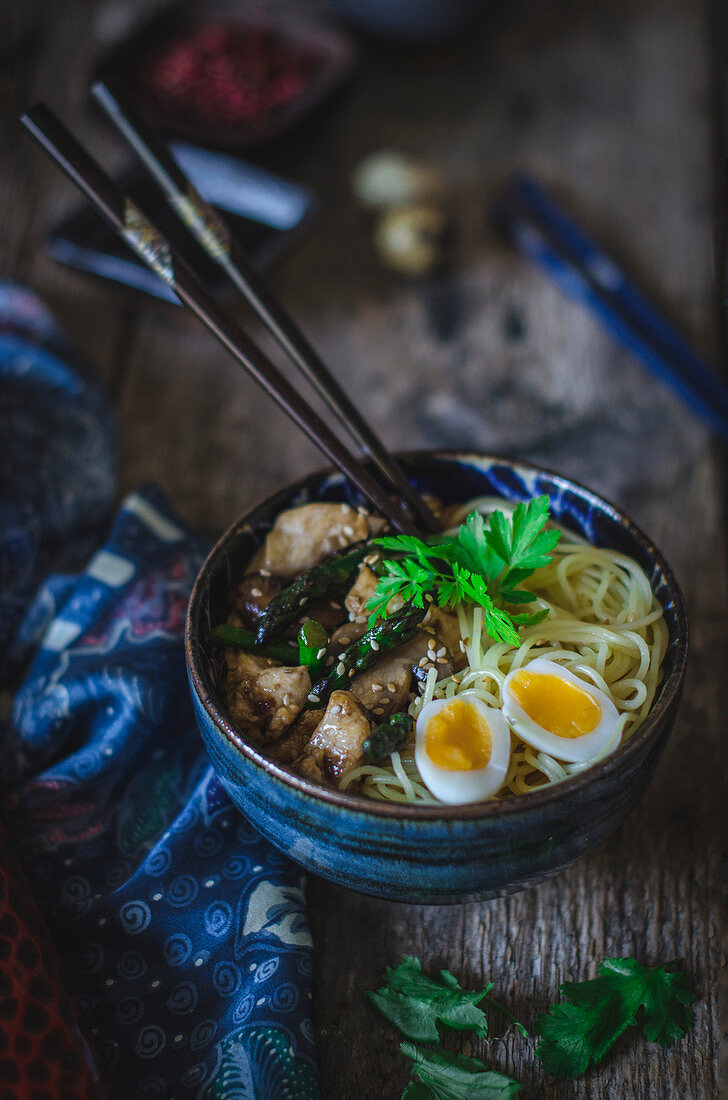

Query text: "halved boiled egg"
[501, 658, 619, 763]
[415, 691, 511, 805]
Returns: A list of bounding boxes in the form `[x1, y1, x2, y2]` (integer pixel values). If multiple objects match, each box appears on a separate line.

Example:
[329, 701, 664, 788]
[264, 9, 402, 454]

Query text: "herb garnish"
[365, 496, 560, 647]
[400, 1043, 521, 1099]
[366, 954, 696, 1097]
[366, 956, 495, 1043]
[534, 957, 697, 1079]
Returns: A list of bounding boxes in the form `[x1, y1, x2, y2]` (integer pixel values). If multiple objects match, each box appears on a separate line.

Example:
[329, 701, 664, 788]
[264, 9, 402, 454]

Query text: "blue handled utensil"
[493, 175, 728, 442]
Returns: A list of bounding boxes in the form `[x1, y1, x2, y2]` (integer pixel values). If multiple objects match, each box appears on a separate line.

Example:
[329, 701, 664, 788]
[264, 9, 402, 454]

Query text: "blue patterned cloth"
[0, 285, 320, 1099]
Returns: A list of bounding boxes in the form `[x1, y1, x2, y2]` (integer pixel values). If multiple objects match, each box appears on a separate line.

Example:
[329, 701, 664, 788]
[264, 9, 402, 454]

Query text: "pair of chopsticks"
[492, 174, 728, 443]
[21, 86, 439, 536]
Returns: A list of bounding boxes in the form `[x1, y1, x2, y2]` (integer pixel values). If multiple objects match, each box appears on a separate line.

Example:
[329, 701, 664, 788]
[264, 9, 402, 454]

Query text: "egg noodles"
[339, 497, 668, 804]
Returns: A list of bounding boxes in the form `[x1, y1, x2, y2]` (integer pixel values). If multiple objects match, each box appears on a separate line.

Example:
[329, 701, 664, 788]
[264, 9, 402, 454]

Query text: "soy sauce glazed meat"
[213, 501, 461, 791]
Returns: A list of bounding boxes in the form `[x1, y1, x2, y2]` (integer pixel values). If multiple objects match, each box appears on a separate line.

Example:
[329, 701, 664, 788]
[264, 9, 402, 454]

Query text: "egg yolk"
[425, 700, 492, 770]
[509, 670, 601, 738]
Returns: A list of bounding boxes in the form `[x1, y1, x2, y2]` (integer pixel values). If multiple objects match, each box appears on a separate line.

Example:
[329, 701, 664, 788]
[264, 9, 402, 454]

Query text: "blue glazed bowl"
[185, 451, 687, 903]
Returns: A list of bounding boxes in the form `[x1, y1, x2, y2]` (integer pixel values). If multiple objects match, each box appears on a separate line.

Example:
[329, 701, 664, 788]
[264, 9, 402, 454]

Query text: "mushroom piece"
[229, 572, 282, 630]
[295, 690, 371, 787]
[225, 651, 310, 742]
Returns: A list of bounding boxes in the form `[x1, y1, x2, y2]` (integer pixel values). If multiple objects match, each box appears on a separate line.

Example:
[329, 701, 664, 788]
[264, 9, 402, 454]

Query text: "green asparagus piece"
[307, 602, 426, 708]
[363, 712, 412, 763]
[210, 624, 299, 666]
[255, 543, 368, 645]
[298, 620, 328, 680]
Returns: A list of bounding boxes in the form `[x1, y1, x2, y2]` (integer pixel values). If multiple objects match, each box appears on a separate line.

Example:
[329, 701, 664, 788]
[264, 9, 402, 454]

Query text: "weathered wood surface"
[3, 0, 725, 1095]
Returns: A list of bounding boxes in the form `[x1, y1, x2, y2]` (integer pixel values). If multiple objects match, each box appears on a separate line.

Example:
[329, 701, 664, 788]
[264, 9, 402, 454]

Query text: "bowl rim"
[185, 448, 688, 821]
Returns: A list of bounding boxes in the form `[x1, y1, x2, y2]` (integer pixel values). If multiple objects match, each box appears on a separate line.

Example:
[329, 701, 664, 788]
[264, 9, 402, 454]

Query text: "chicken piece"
[229, 572, 282, 630]
[350, 630, 432, 718]
[254, 503, 369, 579]
[268, 709, 324, 764]
[295, 691, 371, 787]
[225, 652, 310, 742]
[423, 605, 467, 672]
[344, 564, 379, 619]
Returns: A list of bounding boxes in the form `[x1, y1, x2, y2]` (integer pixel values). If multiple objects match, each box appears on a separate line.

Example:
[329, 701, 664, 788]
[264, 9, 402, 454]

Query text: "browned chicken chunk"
[344, 564, 379, 619]
[225, 652, 310, 742]
[350, 630, 431, 718]
[268, 708, 324, 764]
[251, 503, 370, 579]
[295, 690, 371, 787]
[423, 605, 467, 672]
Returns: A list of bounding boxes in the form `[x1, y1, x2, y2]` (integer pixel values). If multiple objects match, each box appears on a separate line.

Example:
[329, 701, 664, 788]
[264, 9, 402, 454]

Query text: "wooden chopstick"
[90, 79, 439, 534]
[22, 103, 424, 536]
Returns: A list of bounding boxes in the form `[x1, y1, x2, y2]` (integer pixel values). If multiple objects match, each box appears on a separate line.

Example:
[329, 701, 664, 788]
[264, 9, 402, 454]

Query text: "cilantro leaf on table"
[400, 1044, 522, 1099]
[366, 956, 494, 1043]
[365, 497, 559, 646]
[535, 957, 697, 1079]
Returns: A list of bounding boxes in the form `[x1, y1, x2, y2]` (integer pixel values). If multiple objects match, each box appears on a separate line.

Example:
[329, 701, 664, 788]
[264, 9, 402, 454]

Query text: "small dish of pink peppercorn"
[95, 4, 356, 150]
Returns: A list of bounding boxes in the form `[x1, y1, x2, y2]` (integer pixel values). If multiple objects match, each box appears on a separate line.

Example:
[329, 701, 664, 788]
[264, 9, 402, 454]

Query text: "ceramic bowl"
[185, 451, 687, 904]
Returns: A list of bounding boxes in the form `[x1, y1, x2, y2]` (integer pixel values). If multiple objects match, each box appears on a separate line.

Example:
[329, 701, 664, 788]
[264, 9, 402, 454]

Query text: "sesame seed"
[283, 694, 290, 707]
[331, 601, 342, 610]
[459, 640, 466, 652]
[380, 695, 390, 704]
[339, 636, 350, 646]
[250, 587, 262, 598]
[371, 683, 383, 692]
[343, 525, 355, 537]
[336, 662, 346, 676]
[348, 669, 355, 678]
[338, 651, 347, 660]
[317, 647, 326, 659]
[299, 597, 308, 606]
[260, 568, 271, 576]
[424, 593, 434, 603]
[387, 681, 397, 693]
[436, 657, 447, 664]
[418, 657, 428, 667]
[371, 640, 379, 651]
[308, 693, 320, 704]
[372, 707, 384, 715]
[427, 651, 437, 662]
[436, 646, 446, 658]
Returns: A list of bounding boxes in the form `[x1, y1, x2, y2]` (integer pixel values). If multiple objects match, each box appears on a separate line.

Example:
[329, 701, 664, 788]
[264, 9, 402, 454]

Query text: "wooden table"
[4, 0, 725, 1095]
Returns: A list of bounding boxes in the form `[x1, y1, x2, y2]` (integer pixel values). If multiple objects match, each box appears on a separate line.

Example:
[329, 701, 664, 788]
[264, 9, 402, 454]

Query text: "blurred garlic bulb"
[373, 203, 451, 277]
[352, 150, 446, 209]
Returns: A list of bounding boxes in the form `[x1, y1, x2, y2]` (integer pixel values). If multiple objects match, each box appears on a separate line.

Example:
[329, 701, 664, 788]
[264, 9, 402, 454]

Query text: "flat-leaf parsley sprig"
[534, 957, 698, 1079]
[365, 495, 561, 647]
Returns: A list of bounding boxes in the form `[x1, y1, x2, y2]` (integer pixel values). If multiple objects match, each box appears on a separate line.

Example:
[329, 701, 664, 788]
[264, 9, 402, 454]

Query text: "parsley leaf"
[400, 1044, 522, 1099]
[366, 956, 494, 1043]
[535, 957, 697, 1079]
[366, 497, 559, 646]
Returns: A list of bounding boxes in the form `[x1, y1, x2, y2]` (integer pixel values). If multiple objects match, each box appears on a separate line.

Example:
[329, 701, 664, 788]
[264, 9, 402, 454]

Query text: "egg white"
[415, 691, 511, 805]
[501, 658, 620, 764]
